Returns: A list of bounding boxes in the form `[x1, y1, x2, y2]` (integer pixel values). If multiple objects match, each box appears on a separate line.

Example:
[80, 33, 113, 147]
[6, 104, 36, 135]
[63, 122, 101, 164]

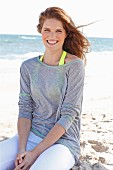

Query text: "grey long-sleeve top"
[18, 56, 85, 165]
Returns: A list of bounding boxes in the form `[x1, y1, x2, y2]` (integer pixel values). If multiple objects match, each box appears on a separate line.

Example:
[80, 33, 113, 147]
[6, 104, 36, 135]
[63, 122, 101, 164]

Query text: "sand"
[0, 52, 113, 170]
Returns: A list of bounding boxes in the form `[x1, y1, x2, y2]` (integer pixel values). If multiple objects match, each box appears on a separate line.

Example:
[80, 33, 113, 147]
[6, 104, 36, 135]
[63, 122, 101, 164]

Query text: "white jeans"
[0, 131, 75, 170]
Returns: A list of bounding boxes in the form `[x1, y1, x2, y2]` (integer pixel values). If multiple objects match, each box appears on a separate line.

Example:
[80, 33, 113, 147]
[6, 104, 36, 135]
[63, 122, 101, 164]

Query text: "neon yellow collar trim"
[40, 51, 67, 65]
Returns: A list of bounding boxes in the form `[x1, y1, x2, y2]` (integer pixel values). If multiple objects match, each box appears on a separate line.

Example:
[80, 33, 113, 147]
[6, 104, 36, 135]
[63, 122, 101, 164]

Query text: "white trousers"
[0, 131, 75, 170]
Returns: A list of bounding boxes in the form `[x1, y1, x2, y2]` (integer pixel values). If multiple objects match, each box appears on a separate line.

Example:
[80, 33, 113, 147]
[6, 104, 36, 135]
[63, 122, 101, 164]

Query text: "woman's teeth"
[47, 40, 58, 44]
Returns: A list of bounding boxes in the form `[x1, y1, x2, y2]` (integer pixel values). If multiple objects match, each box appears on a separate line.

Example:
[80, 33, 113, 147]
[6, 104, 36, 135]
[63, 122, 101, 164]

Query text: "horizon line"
[0, 33, 113, 39]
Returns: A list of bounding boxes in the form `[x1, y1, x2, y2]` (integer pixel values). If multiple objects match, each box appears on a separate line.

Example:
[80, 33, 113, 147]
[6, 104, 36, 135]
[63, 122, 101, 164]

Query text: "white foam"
[20, 36, 37, 40]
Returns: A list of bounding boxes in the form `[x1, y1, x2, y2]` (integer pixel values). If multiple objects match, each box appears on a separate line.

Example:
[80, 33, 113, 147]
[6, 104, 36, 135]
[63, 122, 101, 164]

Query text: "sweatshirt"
[18, 55, 85, 165]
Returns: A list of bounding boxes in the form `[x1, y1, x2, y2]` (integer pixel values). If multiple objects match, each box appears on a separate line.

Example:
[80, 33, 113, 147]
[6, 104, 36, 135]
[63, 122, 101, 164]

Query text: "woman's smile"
[46, 40, 58, 45]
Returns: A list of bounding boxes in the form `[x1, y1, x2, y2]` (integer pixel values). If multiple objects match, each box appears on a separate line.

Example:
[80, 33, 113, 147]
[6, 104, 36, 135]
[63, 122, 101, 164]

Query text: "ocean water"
[0, 34, 113, 60]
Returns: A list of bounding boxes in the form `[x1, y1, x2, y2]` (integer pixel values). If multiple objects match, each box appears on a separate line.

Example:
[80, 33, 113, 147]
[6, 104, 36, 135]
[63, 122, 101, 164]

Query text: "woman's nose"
[49, 32, 56, 37]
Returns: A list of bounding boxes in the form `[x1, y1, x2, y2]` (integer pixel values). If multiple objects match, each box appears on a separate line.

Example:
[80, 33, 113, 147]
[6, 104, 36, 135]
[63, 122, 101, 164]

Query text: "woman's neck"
[43, 49, 63, 66]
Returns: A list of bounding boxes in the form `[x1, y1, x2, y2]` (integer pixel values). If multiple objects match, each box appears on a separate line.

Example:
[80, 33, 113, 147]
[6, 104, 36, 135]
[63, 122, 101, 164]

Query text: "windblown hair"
[37, 7, 90, 61]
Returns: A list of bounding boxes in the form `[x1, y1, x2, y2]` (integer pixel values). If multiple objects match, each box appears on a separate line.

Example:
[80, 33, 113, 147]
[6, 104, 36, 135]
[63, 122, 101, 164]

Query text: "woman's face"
[41, 18, 67, 51]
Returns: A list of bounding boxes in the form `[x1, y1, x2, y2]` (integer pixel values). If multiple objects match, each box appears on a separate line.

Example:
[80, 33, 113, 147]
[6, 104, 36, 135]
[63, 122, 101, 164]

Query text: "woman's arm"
[17, 118, 31, 153]
[32, 124, 65, 157]
[15, 62, 33, 167]
[17, 62, 33, 152]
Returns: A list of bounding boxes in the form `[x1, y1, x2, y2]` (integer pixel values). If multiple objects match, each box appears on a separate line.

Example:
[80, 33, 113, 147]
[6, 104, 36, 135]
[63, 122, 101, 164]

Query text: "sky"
[0, 0, 113, 38]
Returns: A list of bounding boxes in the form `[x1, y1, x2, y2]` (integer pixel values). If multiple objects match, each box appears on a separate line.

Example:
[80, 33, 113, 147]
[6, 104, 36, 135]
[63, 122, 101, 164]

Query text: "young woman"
[0, 7, 89, 170]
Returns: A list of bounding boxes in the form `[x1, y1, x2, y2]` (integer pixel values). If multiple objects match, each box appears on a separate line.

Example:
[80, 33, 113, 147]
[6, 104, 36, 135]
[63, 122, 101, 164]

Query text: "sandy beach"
[0, 52, 113, 169]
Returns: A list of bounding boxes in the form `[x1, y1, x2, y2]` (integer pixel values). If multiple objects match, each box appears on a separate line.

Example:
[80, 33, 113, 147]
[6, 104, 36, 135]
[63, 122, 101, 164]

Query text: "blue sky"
[0, 0, 113, 37]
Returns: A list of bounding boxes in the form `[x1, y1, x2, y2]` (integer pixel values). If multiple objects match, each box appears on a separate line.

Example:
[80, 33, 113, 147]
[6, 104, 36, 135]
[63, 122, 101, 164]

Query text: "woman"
[0, 7, 89, 170]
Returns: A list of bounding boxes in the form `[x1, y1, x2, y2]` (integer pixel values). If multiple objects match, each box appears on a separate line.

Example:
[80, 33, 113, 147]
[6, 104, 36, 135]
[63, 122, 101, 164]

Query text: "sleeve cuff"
[56, 115, 73, 131]
[18, 113, 32, 120]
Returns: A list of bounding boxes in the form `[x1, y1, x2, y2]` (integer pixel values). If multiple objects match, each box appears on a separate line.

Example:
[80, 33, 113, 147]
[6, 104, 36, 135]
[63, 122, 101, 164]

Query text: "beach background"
[0, 0, 113, 169]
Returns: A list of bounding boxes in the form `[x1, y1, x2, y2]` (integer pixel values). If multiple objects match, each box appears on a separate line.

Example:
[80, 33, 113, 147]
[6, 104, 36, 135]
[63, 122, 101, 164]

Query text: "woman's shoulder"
[65, 53, 85, 74]
[21, 56, 38, 66]
[65, 53, 82, 64]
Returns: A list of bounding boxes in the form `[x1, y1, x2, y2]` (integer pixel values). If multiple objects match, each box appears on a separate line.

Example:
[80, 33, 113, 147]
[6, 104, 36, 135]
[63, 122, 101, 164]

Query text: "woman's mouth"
[47, 40, 58, 45]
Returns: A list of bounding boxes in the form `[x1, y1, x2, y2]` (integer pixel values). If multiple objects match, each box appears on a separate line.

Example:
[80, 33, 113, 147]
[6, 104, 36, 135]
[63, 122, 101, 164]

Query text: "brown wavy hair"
[37, 7, 90, 61]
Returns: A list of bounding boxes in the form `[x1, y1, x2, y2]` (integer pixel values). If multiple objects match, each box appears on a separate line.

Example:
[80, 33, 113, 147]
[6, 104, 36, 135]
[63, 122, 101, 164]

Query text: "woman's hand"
[14, 150, 37, 170]
[15, 151, 26, 167]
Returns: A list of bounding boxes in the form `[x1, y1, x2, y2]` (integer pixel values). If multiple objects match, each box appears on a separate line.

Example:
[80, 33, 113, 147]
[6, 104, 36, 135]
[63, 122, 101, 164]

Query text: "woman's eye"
[56, 30, 62, 33]
[44, 29, 50, 32]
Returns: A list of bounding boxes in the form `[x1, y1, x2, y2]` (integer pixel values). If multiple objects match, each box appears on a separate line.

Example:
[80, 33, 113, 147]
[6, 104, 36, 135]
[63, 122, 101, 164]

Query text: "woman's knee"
[30, 144, 75, 170]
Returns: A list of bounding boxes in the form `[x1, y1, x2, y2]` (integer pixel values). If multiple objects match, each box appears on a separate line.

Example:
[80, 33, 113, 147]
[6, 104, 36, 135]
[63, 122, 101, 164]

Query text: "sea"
[0, 34, 113, 60]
